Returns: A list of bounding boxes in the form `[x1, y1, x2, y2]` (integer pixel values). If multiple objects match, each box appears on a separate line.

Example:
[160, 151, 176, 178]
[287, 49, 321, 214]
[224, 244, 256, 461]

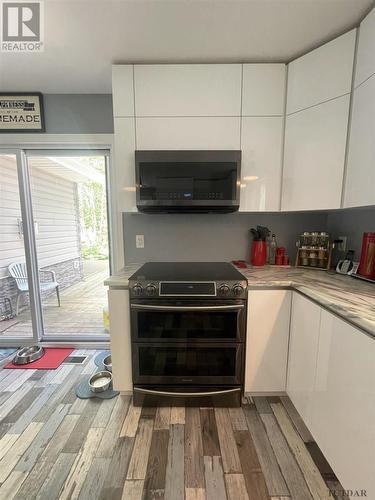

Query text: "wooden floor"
[0, 350, 345, 500]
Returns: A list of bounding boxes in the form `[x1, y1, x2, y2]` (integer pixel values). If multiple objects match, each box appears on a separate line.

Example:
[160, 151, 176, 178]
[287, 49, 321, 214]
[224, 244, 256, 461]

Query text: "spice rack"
[295, 232, 332, 270]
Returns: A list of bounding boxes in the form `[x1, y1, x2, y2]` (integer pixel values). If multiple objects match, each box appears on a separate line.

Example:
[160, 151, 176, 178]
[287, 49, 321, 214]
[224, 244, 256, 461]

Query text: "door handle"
[130, 304, 244, 311]
[133, 387, 241, 397]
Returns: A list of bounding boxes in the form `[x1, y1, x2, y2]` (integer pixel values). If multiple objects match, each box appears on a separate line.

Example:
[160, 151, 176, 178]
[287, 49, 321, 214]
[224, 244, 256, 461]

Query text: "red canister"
[358, 232, 375, 279]
[251, 241, 267, 266]
[275, 255, 283, 265]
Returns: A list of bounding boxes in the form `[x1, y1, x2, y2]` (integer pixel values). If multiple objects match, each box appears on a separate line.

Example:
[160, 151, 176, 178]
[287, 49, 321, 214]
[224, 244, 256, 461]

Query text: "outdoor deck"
[0, 261, 109, 339]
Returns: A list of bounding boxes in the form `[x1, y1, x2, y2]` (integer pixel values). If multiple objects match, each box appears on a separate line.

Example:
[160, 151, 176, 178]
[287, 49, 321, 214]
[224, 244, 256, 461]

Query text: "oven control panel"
[129, 280, 247, 299]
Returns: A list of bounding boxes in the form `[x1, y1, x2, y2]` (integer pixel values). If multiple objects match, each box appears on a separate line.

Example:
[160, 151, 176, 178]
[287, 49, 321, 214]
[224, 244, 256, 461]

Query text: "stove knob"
[145, 284, 157, 296]
[232, 284, 244, 296]
[218, 284, 230, 296]
[132, 284, 143, 296]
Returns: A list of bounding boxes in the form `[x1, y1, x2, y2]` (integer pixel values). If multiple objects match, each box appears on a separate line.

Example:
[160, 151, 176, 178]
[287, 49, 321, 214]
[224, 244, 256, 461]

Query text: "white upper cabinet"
[114, 117, 137, 212]
[134, 64, 242, 116]
[344, 6, 375, 208]
[136, 117, 240, 150]
[242, 64, 286, 116]
[344, 75, 375, 208]
[112, 65, 134, 117]
[240, 117, 284, 211]
[282, 95, 350, 211]
[286, 30, 356, 114]
[355, 6, 375, 88]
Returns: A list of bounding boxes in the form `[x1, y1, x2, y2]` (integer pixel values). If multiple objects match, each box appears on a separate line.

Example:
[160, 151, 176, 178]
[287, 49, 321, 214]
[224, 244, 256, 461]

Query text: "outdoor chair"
[8, 262, 61, 315]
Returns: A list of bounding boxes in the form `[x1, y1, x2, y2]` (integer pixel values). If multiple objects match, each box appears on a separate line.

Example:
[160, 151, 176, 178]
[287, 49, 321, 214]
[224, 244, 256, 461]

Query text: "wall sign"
[0, 92, 45, 132]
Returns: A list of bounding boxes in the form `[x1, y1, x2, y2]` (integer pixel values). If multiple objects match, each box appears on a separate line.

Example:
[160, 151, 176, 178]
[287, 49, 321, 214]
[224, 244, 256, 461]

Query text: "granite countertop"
[243, 266, 375, 338]
[104, 264, 141, 288]
[105, 264, 375, 338]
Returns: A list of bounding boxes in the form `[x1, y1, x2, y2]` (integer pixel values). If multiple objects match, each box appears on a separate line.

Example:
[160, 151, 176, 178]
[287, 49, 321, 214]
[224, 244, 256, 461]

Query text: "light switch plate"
[136, 234, 145, 249]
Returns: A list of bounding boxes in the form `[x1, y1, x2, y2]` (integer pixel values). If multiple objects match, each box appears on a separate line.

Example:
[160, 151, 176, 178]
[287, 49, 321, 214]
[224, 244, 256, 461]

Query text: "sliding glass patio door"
[0, 148, 112, 345]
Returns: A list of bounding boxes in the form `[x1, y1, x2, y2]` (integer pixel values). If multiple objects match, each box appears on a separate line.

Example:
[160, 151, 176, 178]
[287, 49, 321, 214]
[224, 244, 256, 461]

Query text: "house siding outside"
[0, 155, 83, 314]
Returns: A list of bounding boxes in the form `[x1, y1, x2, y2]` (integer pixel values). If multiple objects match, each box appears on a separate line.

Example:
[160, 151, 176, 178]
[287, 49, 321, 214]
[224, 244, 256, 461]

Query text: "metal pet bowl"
[89, 371, 112, 393]
[13, 345, 44, 365]
[103, 354, 112, 372]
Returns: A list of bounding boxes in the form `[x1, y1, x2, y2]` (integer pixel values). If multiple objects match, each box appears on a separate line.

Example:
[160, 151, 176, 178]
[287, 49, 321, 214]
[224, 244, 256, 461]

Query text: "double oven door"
[130, 300, 245, 387]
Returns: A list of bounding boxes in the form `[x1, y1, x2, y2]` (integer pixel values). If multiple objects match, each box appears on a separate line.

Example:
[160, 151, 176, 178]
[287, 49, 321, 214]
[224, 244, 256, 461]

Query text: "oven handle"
[133, 387, 241, 397]
[130, 304, 244, 311]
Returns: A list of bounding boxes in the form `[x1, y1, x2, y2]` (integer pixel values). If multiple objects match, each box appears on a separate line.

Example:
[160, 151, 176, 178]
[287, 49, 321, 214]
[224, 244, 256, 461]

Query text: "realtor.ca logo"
[1, 0, 44, 52]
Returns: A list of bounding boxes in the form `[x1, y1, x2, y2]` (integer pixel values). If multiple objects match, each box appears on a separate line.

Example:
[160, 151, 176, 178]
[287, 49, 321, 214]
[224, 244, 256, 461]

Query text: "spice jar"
[318, 248, 326, 260]
[311, 232, 319, 247]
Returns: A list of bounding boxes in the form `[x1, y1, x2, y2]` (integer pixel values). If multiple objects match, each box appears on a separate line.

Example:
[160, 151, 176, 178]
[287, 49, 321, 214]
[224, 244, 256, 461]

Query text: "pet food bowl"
[103, 354, 112, 372]
[13, 345, 44, 365]
[88, 371, 112, 393]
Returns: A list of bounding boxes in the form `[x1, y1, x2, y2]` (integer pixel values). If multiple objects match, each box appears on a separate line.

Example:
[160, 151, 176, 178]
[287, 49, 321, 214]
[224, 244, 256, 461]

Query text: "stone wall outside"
[0, 257, 83, 316]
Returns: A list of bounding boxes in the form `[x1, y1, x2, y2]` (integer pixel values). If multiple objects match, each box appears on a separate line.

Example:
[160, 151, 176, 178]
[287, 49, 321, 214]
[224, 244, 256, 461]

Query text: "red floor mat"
[4, 348, 74, 369]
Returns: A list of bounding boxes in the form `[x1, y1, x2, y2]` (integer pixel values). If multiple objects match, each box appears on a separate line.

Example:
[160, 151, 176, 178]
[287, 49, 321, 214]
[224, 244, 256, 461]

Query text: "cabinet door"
[312, 311, 375, 498]
[108, 289, 133, 393]
[287, 293, 321, 428]
[114, 117, 137, 212]
[240, 117, 283, 211]
[245, 290, 291, 393]
[354, 6, 375, 88]
[242, 64, 286, 116]
[134, 64, 242, 116]
[286, 30, 356, 114]
[136, 116, 240, 150]
[282, 95, 349, 211]
[112, 65, 134, 117]
[344, 75, 375, 208]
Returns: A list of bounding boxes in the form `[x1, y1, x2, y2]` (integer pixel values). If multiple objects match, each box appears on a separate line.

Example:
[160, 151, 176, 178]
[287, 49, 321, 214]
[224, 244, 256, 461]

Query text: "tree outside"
[77, 157, 109, 261]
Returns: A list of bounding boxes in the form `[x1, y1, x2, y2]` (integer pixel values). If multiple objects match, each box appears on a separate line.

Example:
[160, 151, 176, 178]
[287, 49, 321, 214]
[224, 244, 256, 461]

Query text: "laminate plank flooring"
[0, 351, 345, 499]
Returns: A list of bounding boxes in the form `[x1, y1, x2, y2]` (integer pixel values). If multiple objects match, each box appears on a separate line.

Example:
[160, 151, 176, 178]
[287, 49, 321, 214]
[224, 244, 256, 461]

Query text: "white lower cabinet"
[286, 293, 321, 428]
[287, 293, 375, 498]
[245, 290, 291, 393]
[311, 310, 375, 498]
[108, 289, 133, 392]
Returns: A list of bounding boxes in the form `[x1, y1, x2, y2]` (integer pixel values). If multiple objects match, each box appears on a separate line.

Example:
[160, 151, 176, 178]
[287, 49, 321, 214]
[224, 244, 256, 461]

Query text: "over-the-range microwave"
[135, 150, 241, 213]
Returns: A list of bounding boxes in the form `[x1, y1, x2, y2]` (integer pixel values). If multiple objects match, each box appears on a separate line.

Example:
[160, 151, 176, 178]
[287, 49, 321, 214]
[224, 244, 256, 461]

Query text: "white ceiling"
[0, 0, 373, 94]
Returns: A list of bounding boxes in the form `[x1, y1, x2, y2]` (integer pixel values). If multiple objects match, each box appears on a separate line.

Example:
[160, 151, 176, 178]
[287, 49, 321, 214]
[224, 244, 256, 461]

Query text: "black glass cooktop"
[130, 262, 246, 282]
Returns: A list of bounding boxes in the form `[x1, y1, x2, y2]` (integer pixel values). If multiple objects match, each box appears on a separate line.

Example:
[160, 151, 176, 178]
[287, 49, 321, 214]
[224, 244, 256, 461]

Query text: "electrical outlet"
[136, 234, 145, 249]
[338, 236, 347, 252]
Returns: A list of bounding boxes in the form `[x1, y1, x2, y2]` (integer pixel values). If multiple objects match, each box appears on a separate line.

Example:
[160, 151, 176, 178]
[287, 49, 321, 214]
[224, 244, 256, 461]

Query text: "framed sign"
[0, 92, 45, 133]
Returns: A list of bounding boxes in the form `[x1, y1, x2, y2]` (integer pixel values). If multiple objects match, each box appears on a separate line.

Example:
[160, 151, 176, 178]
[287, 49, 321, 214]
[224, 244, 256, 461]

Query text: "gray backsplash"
[327, 206, 375, 260]
[123, 212, 328, 265]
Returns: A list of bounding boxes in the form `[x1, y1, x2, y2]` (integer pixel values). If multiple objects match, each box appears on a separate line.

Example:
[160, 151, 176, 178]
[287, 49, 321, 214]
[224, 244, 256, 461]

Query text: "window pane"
[27, 155, 110, 339]
[0, 154, 33, 340]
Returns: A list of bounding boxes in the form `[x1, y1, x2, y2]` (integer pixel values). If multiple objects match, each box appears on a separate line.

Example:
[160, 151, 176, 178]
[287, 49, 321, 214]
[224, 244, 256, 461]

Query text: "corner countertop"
[243, 266, 375, 339]
[105, 263, 375, 339]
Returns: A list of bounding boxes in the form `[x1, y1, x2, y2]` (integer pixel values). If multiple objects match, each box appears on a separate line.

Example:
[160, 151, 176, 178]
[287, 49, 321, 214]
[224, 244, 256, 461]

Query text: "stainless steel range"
[129, 262, 247, 407]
